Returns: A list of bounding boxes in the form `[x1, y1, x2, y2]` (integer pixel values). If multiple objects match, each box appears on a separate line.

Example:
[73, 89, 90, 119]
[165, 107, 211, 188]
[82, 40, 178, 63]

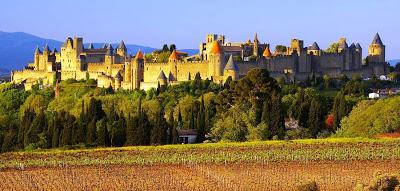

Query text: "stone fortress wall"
[11, 33, 389, 90]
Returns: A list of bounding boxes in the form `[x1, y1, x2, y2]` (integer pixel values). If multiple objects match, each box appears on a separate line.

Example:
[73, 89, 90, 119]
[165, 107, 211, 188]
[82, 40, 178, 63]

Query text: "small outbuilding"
[178, 129, 198, 144]
[368, 92, 380, 99]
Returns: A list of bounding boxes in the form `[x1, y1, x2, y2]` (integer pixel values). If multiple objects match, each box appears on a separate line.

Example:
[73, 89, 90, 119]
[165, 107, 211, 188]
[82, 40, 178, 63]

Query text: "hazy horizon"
[0, 0, 399, 59]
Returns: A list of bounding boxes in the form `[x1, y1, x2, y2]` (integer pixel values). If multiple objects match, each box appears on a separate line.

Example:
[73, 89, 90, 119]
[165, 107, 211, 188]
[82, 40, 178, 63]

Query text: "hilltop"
[0, 31, 197, 71]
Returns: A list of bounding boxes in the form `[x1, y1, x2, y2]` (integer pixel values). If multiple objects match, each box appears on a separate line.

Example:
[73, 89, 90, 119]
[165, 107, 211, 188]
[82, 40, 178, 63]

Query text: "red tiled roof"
[169, 50, 179, 60]
[136, 50, 143, 59]
[210, 41, 222, 54]
[263, 47, 272, 57]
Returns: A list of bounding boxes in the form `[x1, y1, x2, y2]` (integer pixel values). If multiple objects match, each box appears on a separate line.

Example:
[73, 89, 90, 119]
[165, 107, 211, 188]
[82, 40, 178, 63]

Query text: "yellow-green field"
[1, 138, 400, 190]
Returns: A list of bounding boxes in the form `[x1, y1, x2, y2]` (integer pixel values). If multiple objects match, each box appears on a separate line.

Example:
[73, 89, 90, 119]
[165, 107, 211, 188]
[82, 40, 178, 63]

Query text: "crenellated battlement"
[12, 33, 387, 91]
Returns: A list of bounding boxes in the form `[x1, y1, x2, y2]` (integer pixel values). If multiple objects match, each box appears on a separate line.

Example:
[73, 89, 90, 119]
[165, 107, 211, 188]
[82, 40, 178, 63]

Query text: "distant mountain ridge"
[388, 59, 400, 66]
[0, 31, 197, 71]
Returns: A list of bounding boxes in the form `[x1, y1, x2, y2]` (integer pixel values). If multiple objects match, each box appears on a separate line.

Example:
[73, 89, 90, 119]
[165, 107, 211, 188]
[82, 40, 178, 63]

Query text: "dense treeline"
[0, 69, 398, 152]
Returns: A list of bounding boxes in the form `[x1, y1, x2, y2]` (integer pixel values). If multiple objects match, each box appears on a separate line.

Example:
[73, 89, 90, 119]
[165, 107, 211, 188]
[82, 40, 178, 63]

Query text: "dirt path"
[1, 160, 399, 191]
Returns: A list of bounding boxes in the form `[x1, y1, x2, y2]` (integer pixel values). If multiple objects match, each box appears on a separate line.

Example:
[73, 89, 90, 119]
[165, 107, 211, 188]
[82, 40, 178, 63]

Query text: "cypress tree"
[86, 119, 97, 145]
[150, 111, 166, 145]
[96, 118, 109, 147]
[196, 95, 206, 142]
[1, 127, 17, 152]
[26, 109, 46, 147]
[125, 113, 136, 146]
[308, 98, 323, 138]
[51, 112, 61, 148]
[18, 108, 35, 148]
[73, 100, 87, 144]
[60, 112, 74, 147]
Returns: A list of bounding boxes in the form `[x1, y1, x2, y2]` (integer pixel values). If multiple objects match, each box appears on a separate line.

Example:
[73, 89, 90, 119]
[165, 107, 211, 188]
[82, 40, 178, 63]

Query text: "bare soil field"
[1, 160, 399, 191]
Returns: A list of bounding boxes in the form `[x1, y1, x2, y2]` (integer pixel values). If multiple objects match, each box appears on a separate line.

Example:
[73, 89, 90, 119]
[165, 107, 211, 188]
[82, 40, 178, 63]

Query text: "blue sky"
[0, 0, 399, 59]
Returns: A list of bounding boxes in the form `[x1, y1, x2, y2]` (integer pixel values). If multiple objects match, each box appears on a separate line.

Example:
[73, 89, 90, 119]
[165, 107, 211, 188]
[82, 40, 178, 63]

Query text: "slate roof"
[118, 40, 126, 50]
[224, 55, 238, 71]
[309, 42, 320, 50]
[158, 70, 167, 80]
[115, 71, 123, 80]
[35, 46, 42, 54]
[372, 33, 383, 45]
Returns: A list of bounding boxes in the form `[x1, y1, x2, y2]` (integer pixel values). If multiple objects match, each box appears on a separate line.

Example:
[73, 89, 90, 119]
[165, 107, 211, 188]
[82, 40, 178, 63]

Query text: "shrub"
[297, 181, 319, 191]
[355, 173, 400, 191]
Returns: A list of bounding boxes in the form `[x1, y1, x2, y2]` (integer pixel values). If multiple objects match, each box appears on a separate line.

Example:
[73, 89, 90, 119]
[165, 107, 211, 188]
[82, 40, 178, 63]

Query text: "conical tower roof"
[135, 50, 143, 59]
[115, 71, 123, 80]
[158, 70, 167, 80]
[63, 37, 73, 47]
[52, 48, 58, 54]
[87, 43, 94, 49]
[355, 43, 362, 50]
[169, 50, 179, 60]
[118, 40, 126, 50]
[106, 44, 114, 56]
[262, 46, 272, 57]
[43, 43, 50, 52]
[309, 42, 320, 50]
[224, 55, 238, 71]
[210, 41, 222, 54]
[35, 46, 42, 54]
[372, 33, 383, 45]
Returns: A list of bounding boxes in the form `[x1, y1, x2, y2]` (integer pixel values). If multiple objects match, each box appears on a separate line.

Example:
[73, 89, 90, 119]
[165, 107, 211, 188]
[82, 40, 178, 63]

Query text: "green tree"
[86, 119, 97, 145]
[156, 51, 171, 63]
[307, 98, 323, 137]
[275, 45, 287, 53]
[325, 42, 340, 53]
[162, 44, 169, 52]
[25, 110, 46, 147]
[169, 44, 176, 52]
[196, 95, 206, 142]
[150, 111, 167, 145]
[96, 118, 109, 147]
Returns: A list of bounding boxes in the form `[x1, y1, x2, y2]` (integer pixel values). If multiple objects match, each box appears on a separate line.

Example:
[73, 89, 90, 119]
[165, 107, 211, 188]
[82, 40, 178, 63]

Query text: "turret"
[262, 46, 272, 58]
[117, 40, 127, 57]
[131, 50, 144, 89]
[43, 44, 50, 55]
[355, 43, 362, 52]
[35, 46, 42, 55]
[73, 37, 83, 55]
[307, 42, 321, 56]
[168, 50, 179, 81]
[34, 46, 41, 69]
[63, 37, 73, 49]
[368, 33, 385, 63]
[253, 33, 259, 56]
[114, 71, 123, 89]
[105, 44, 114, 76]
[224, 55, 239, 81]
[208, 40, 224, 79]
[157, 70, 168, 87]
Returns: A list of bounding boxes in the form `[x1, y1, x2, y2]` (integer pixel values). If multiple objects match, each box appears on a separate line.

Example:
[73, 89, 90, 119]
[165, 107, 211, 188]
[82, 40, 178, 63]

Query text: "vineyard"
[1, 138, 400, 190]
